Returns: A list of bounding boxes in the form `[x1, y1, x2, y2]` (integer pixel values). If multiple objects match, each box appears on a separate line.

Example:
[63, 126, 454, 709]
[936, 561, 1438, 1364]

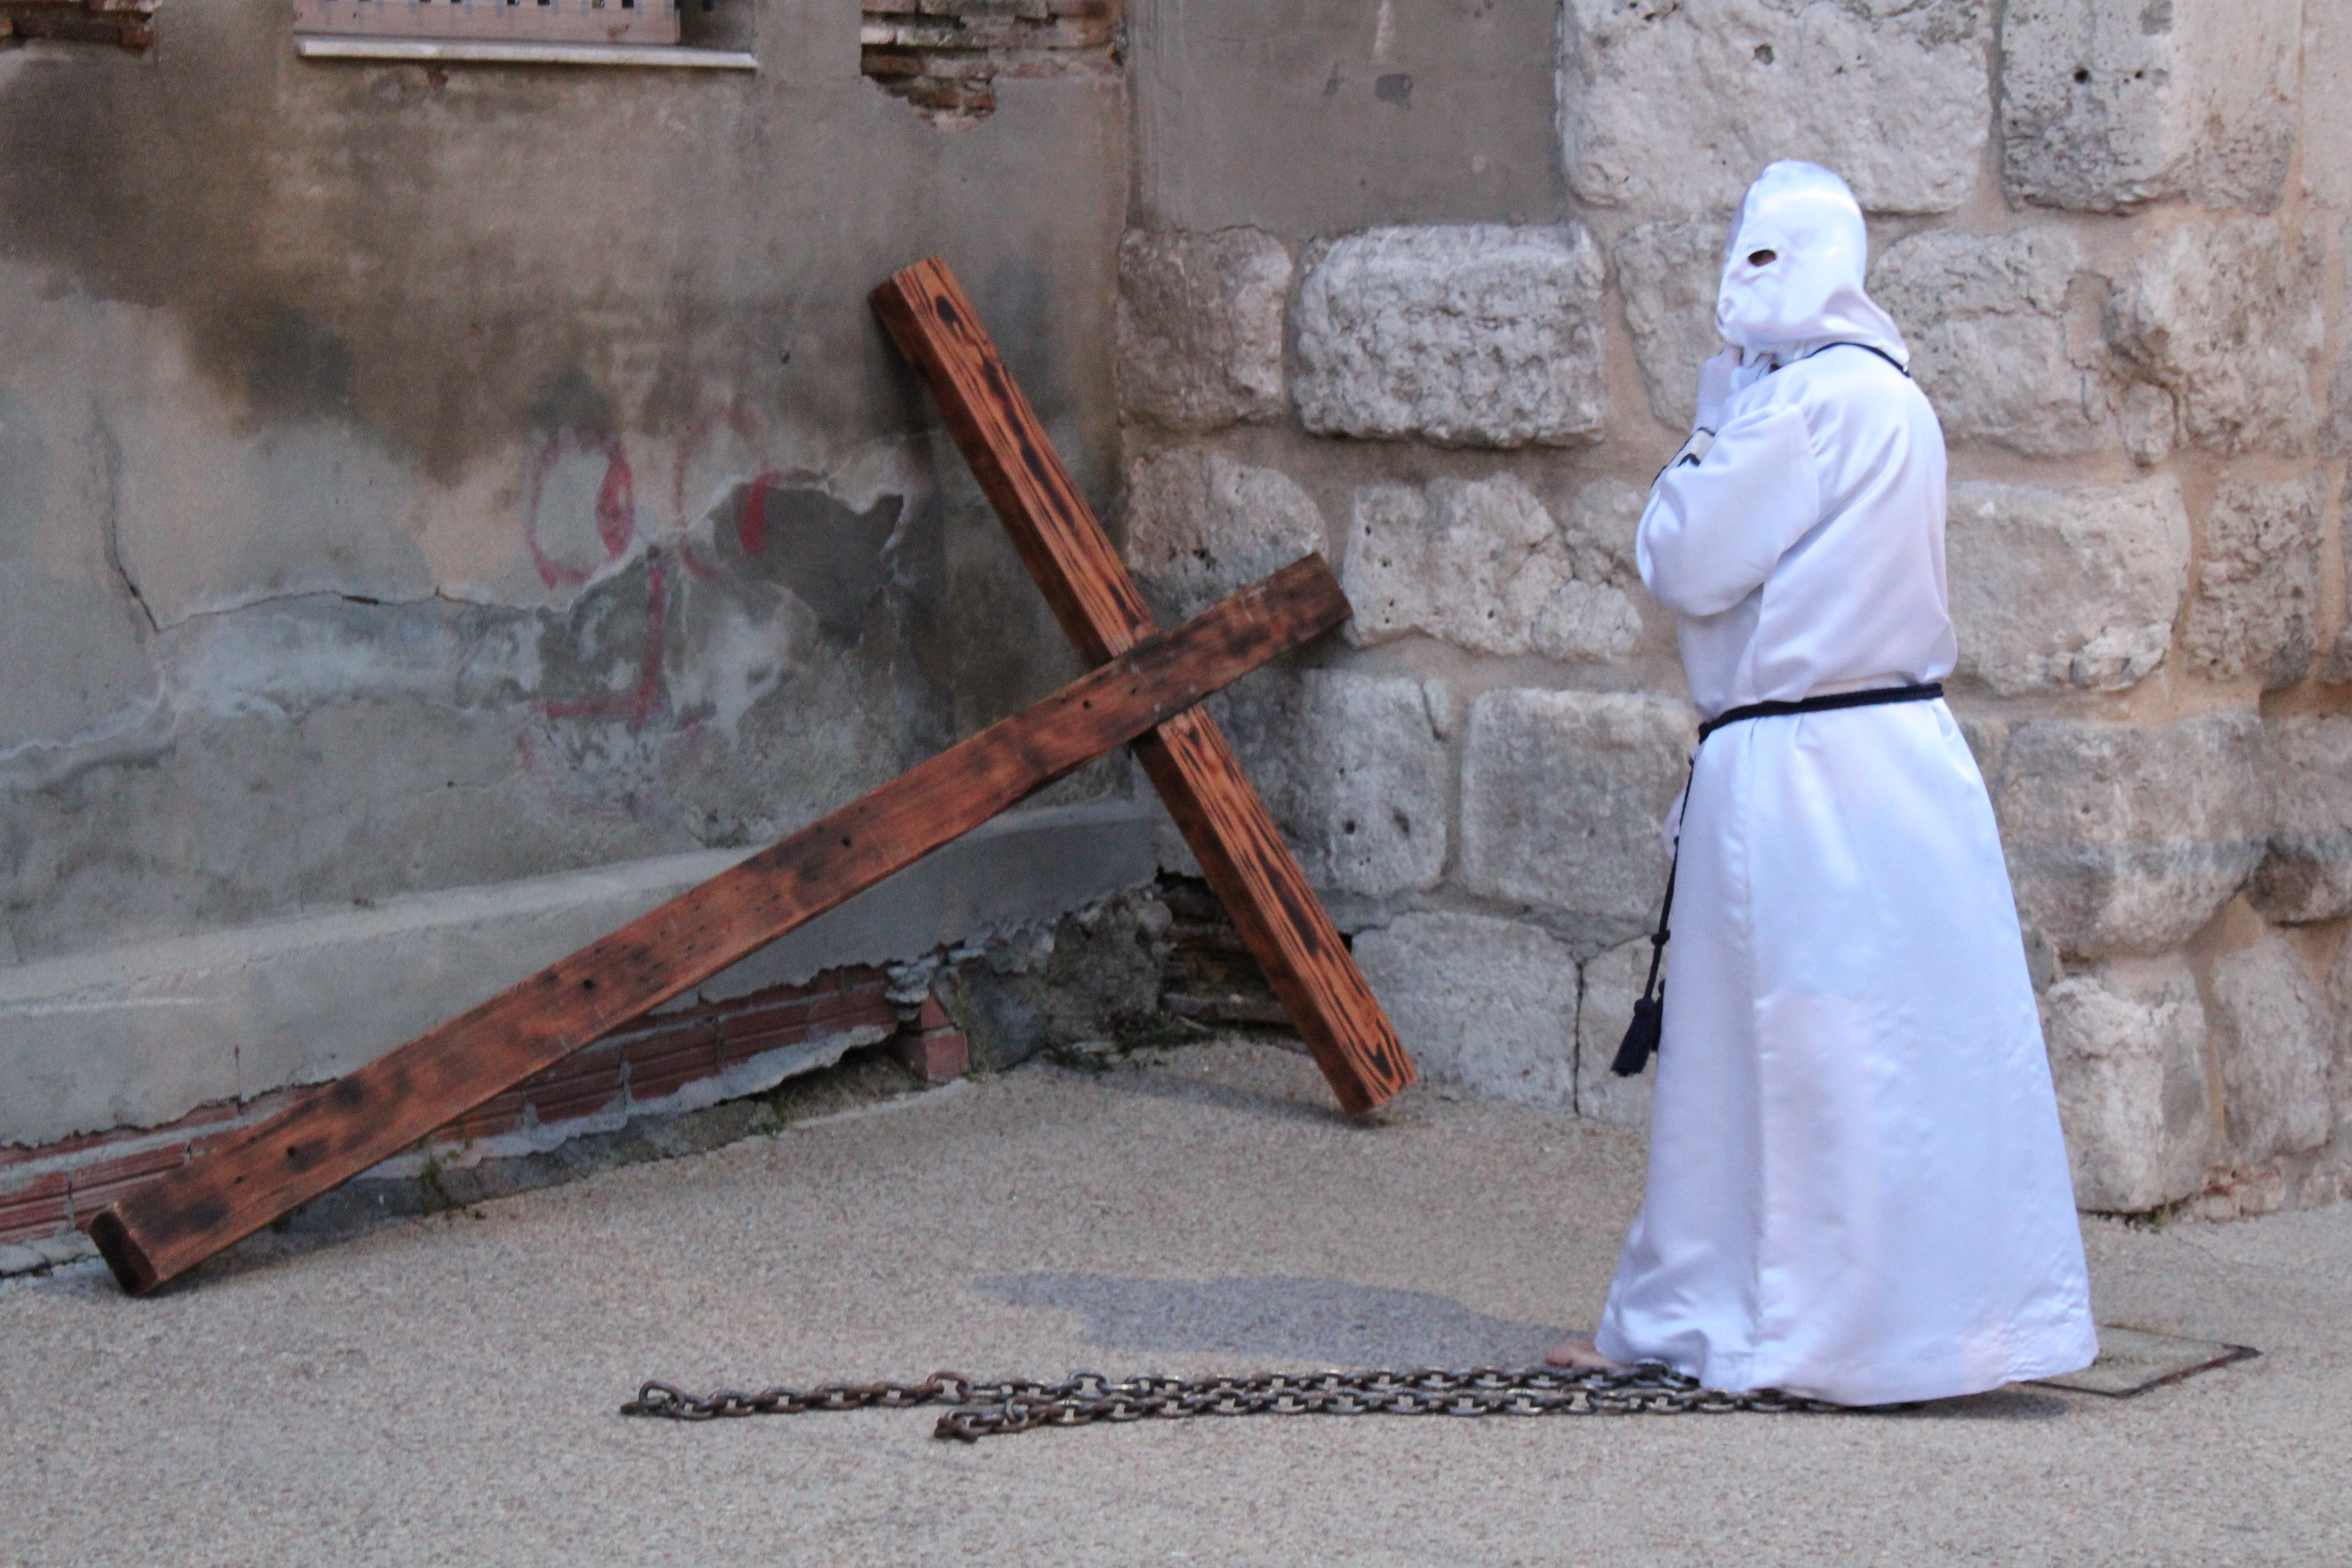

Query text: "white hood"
[1715, 161, 1908, 371]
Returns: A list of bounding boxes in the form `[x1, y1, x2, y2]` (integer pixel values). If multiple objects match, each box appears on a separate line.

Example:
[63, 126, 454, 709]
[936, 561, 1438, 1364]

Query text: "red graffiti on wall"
[671, 405, 784, 579]
[525, 426, 664, 727]
[520, 403, 784, 739]
[526, 427, 637, 590]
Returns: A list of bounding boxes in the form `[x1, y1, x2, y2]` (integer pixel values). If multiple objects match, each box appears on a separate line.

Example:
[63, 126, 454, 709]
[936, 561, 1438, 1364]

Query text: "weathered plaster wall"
[18, 0, 2352, 1229]
[0, 0, 1138, 1138]
[1120, 0, 2352, 1217]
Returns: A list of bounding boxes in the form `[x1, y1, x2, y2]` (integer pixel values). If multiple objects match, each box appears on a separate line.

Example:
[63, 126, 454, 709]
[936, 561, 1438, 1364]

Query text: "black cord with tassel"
[1611, 755, 1692, 1079]
[1609, 835, 1678, 1078]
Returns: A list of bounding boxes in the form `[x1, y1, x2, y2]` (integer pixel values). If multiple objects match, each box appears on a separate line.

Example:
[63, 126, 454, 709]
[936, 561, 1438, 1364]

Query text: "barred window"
[292, 0, 753, 66]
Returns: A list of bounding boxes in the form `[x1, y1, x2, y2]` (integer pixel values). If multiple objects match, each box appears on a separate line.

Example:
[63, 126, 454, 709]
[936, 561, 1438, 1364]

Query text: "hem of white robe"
[1595, 1305, 2099, 1407]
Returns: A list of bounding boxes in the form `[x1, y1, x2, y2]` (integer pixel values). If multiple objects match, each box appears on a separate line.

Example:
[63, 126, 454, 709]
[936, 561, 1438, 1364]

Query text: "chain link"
[620, 1366, 1840, 1441]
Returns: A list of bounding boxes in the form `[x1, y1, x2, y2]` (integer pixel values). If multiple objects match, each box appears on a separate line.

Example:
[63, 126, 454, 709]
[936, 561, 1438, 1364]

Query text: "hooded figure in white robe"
[1592, 162, 2098, 1405]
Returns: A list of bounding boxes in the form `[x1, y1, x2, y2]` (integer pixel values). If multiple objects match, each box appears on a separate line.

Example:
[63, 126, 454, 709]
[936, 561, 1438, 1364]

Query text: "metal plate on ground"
[2034, 1325, 2257, 1396]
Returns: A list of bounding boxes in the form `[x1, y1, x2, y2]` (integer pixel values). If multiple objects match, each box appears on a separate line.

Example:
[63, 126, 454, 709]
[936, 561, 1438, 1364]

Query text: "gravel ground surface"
[5, 1040, 2347, 1567]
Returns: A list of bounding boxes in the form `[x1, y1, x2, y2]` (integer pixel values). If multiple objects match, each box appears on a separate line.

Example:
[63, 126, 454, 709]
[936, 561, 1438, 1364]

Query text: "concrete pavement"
[5, 1040, 2347, 1567]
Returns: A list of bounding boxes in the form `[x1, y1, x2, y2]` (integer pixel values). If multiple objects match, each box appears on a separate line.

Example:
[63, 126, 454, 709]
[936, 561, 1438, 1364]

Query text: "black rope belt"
[1609, 681, 1945, 1078]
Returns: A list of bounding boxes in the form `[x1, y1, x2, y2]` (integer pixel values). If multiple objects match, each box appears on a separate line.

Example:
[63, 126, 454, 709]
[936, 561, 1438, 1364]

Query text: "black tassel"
[1611, 757, 1687, 1080]
[1610, 994, 1661, 1078]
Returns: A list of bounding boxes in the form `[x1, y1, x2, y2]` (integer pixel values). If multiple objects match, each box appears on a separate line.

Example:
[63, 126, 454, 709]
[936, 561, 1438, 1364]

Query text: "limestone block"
[2329, 260, 2352, 459]
[2001, 0, 2301, 213]
[1115, 228, 1292, 433]
[2117, 381, 2179, 469]
[2329, 220, 2352, 460]
[1944, 478, 2187, 696]
[2040, 958, 2212, 1213]
[1340, 473, 1642, 665]
[1559, 0, 1990, 216]
[1867, 228, 2115, 457]
[2105, 219, 2324, 457]
[2210, 930, 2333, 1165]
[1994, 713, 2268, 960]
[2180, 478, 2322, 690]
[2330, 481, 2352, 683]
[2308, 3, 2352, 208]
[1122, 449, 1325, 620]
[1215, 670, 1448, 901]
[1354, 912, 1578, 1112]
[1293, 225, 1607, 449]
[1574, 935, 1656, 1129]
[1615, 220, 1724, 431]
[2327, 930, 2352, 1152]
[2249, 718, 2352, 926]
[1461, 690, 1693, 947]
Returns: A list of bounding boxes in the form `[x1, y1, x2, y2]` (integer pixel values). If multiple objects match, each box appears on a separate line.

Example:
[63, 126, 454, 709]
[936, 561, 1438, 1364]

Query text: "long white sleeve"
[1632, 350, 1955, 720]
[1636, 402, 1822, 618]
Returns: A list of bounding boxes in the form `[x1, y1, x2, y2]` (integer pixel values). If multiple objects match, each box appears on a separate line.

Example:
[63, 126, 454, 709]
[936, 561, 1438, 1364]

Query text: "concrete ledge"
[294, 37, 759, 69]
[0, 799, 1153, 1148]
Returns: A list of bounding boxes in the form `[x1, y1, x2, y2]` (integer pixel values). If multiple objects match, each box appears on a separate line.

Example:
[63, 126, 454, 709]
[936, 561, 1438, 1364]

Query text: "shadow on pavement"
[980, 1271, 1568, 1368]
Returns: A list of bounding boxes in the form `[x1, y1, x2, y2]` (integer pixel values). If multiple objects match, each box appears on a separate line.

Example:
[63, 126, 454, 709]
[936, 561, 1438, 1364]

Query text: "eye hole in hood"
[1715, 161, 1908, 370]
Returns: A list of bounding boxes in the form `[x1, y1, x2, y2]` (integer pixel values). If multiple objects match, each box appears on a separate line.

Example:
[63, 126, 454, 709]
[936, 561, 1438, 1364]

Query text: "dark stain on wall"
[530, 368, 621, 441]
[243, 306, 358, 422]
[711, 482, 903, 647]
[0, 5, 779, 482]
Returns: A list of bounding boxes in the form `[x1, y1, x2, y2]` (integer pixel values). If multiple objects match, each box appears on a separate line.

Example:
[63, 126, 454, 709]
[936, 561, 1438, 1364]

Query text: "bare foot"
[1544, 1335, 1627, 1372]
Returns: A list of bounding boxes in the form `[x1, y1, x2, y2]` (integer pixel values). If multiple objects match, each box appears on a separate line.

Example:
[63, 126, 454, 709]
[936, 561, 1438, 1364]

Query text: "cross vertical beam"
[871, 258, 1416, 1115]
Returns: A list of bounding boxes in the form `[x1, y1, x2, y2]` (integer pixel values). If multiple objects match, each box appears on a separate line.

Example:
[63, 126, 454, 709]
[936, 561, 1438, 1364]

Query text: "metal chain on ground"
[620, 1366, 1841, 1441]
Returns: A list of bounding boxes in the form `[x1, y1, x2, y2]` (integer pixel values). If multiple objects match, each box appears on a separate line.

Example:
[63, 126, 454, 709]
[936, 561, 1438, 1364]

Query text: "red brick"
[436, 1088, 529, 1144]
[612, 1017, 717, 1055]
[519, 1036, 626, 1094]
[733, 990, 819, 1023]
[0, 1171, 71, 1246]
[720, 1006, 819, 1063]
[623, 1029, 720, 1103]
[893, 1025, 968, 1086]
[523, 1063, 625, 1126]
[808, 982, 894, 1029]
[66, 1143, 191, 1219]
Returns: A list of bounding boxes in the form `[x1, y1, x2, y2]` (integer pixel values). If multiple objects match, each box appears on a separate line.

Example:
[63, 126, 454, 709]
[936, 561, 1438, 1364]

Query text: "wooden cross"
[81, 260, 1414, 1296]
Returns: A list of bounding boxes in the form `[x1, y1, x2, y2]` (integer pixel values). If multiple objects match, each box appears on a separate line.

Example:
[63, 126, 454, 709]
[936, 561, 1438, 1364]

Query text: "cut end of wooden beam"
[83, 1208, 159, 1296]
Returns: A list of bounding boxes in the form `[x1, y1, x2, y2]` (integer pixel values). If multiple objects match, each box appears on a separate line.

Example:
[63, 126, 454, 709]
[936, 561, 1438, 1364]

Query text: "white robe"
[1595, 343, 2098, 1405]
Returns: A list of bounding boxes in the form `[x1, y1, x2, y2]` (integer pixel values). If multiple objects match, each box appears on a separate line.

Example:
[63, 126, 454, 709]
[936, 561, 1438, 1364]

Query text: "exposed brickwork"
[0, 0, 156, 50]
[0, 964, 940, 1250]
[0, 1173, 69, 1249]
[892, 997, 970, 1084]
[860, 0, 1120, 126]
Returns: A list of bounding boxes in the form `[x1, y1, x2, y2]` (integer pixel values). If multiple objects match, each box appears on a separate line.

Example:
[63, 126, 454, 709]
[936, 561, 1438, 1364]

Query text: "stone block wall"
[1120, 0, 2352, 1217]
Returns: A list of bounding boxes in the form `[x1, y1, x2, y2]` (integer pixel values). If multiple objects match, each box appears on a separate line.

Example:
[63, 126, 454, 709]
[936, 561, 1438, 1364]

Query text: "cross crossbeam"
[83, 559, 1354, 1295]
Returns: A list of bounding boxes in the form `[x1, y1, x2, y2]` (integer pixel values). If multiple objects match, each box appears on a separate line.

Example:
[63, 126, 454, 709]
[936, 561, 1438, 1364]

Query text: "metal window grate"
[292, 0, 681, 46]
